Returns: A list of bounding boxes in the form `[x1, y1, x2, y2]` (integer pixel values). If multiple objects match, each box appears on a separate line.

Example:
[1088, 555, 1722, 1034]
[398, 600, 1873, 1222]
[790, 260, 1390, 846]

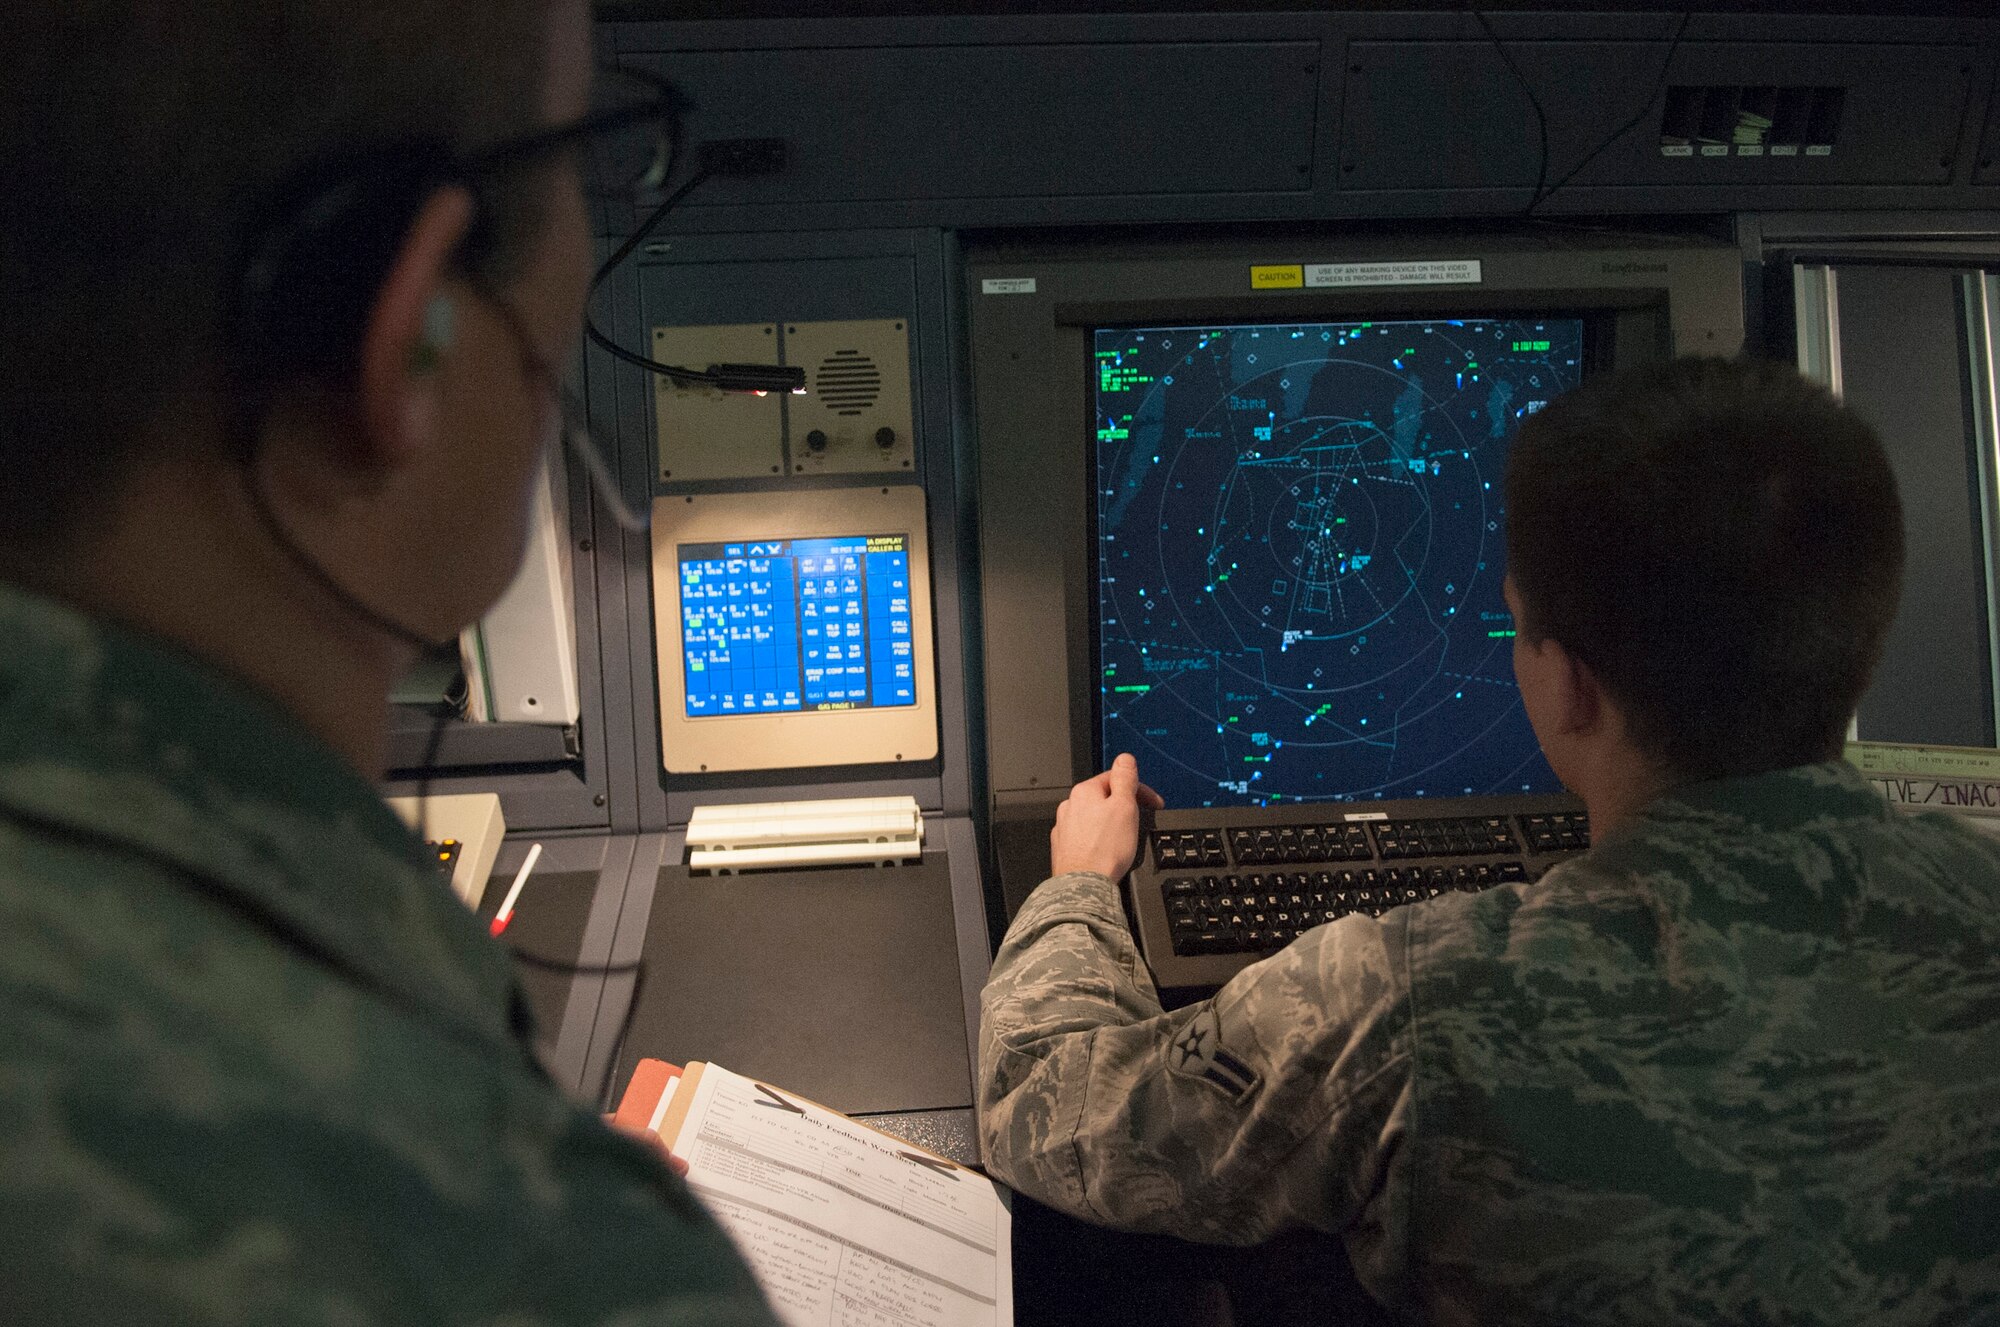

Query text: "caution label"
[1249, 264, 1305, 289]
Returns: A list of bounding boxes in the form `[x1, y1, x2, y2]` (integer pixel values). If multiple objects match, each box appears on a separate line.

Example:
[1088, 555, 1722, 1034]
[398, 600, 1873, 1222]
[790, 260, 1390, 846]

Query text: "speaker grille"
[814, 351, 882, 417]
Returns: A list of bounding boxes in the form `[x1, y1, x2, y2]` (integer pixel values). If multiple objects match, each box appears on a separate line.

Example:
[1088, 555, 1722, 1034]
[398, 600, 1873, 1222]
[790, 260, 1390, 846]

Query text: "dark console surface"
[619, 856, 973, 1117]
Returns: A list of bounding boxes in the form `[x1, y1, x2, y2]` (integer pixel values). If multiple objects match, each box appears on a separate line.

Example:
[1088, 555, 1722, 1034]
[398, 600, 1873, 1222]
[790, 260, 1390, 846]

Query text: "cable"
[242, 463, 443, 653]
[1468, 3, 1550, 216]
[582, 168, 723, 388]
[508, 947, 651, 1110]
[456, 283, 662, 1115]
[579, 165, 805, 395]
[558, 386, 650, 533]
[1527, 12, 1693, 216]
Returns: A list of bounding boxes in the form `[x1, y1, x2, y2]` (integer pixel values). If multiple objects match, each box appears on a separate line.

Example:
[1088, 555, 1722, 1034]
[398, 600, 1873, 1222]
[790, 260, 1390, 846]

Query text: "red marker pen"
[489, 843, 544, 937]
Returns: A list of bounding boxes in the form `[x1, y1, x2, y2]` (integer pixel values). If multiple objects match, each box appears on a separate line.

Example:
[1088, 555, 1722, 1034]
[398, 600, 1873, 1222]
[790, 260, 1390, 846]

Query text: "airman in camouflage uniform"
[979, 360, 2000, 1323]
[981, 759, 2000, 1323]
[1, 3, 776, 1320]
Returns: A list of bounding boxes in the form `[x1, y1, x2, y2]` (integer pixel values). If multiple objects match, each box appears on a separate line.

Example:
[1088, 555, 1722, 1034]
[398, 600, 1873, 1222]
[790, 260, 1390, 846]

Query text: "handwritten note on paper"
[674, 1064, 1012, 1327]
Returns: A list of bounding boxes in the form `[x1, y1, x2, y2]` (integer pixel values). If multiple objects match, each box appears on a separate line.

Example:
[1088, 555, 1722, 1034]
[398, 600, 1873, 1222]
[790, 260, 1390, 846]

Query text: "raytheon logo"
[1601, 261, 1671, 275]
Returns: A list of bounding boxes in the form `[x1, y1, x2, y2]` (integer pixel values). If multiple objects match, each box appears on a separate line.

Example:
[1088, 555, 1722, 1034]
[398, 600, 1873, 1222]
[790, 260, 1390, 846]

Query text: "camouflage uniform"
[0, 583, 777, 1325]
[980, 762, 2000, 1324]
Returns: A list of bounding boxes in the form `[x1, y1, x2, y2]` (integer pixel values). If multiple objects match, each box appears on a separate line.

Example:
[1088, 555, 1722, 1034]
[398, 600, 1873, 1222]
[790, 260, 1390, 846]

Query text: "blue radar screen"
[1094, 318, 1584, 808]
[678, 534, 916, 716]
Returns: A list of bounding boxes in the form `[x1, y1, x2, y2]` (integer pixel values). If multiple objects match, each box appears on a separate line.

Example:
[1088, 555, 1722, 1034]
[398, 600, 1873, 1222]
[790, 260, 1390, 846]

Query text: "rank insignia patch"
[1168, 1007, 1261, 1103]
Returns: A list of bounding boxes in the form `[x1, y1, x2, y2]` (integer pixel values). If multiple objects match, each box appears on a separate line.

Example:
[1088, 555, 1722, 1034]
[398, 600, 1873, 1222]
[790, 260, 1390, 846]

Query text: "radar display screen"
[678, 534, 916, 717]
[1094, 317, 1585, 808]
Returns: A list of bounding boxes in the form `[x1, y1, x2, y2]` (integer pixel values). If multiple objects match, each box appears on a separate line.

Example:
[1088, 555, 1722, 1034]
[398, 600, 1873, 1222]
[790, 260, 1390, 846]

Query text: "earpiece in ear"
[411, 294, 456, 374]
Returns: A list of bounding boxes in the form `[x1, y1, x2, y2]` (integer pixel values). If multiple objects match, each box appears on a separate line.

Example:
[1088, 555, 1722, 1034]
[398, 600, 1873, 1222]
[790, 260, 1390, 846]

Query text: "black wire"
[582, 167, 719, 386]
[243, 465, 443, 653]
[508, 946, 649, 1109]
[408, 659, 465, 844]
[434, 105, 719, 1112]
[594, 166, 706, 290]
[1468, 3, 1550, 216]
[1527, 12, 1693, 216]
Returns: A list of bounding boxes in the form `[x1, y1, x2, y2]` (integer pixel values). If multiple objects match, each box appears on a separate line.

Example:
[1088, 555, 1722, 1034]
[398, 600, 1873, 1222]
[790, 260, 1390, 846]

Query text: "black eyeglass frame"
[454, 67, 801, 395]
[459, 66, 690, 197]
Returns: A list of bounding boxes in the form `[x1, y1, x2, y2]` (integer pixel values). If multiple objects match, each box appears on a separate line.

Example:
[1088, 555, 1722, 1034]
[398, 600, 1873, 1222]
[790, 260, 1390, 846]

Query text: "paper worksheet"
[665, 1063, 1012, 1327]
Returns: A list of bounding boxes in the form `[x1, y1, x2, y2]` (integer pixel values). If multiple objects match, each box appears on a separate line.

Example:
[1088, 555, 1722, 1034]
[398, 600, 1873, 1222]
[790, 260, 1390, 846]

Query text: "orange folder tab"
[613, 1057, 684, 1132]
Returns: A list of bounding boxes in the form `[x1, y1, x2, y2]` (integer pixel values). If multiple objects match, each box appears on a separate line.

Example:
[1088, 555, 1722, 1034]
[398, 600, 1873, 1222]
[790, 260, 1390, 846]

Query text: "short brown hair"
[1505, 356, 1905, 780]
[0, 1, 553, 542]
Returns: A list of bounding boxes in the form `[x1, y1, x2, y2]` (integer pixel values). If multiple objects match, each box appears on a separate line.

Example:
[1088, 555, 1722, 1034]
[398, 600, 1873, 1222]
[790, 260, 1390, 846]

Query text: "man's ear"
[1550, 640, 1606, 738]
[354, 186, 475, 468]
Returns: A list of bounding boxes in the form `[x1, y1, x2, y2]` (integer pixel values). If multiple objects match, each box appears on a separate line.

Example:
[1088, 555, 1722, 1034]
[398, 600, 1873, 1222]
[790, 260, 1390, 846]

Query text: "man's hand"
[1050, 752, 1166, 881]
[603, 1114, 689, 1177]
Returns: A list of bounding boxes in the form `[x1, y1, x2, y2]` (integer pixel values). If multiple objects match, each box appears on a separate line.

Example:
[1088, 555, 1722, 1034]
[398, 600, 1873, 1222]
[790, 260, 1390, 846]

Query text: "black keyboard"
[1128, 795, 1590, 991]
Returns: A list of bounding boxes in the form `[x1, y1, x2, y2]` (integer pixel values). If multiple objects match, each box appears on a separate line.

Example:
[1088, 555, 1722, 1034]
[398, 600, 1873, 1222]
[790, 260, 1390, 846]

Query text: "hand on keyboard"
[1052, 753, 1166, 881]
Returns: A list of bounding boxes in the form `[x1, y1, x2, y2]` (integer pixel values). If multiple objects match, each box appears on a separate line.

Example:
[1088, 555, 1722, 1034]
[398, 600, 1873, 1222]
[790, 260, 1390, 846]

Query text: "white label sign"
[981, 277, 1038, 295]
[1304, 260, 1483, 289]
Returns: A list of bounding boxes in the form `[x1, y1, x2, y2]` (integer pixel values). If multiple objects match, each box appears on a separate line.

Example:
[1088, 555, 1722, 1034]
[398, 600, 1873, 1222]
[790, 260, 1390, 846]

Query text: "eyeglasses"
[462, 66, 690, 204]
[233, 69, 699, 535]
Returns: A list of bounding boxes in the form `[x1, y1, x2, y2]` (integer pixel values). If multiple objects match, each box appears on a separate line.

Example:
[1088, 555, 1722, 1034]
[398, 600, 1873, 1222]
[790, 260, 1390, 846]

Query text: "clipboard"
[614, 1057, 980, 1175]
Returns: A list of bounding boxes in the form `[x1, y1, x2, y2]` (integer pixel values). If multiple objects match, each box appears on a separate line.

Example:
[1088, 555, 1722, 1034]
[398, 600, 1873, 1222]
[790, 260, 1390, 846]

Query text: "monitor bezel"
[650, 486, 941, 774]
[961, 231, 1745, 839]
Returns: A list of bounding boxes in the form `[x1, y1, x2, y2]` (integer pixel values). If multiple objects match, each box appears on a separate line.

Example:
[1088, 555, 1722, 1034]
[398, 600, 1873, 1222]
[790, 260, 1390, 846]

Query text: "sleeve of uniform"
[977, 870, 1417, 1251]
